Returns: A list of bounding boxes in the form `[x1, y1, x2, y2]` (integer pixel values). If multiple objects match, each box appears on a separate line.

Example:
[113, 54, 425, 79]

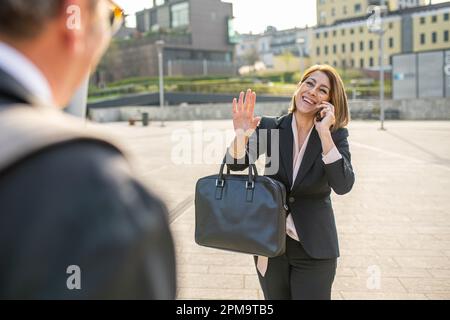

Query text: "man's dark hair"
[0, 0, 98, 39]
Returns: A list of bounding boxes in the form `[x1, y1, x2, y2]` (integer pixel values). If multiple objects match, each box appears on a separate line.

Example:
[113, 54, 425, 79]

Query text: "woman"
[227, 65, 355, 300]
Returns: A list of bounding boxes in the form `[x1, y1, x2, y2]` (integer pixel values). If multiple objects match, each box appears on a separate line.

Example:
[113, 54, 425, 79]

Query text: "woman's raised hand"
[232, 89, 261, 137]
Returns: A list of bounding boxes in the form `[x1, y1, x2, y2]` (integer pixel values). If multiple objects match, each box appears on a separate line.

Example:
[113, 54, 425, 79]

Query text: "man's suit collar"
[0, 67, 34, 106]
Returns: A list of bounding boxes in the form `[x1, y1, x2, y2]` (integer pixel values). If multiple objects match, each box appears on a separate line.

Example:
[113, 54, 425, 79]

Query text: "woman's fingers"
[235, 89, 256, 116]
[249, 91, 256, 115]
[238, 91, 245, 112]
[232, 98, 237, 114]
[244, 89, 252, 112]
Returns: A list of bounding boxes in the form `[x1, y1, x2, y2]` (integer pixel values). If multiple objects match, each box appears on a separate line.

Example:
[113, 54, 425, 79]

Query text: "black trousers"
[254, 237, 337, 300]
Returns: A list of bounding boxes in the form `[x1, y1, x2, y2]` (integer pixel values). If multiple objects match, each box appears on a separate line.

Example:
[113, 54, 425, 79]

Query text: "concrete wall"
[190, 0, 233, 51]
[88, 98, 450, 123]
[346, 98, 450, 120]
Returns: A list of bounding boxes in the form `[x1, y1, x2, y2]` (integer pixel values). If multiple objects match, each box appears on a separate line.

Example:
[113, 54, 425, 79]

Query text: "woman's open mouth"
[302, 96, 316, 106]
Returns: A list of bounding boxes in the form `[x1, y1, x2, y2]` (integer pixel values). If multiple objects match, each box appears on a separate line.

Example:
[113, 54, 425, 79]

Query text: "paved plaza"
[94, 119, 450, 300]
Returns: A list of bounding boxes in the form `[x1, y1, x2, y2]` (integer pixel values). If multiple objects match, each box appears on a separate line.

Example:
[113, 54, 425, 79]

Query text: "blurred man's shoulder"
[2, 139, 163, 210]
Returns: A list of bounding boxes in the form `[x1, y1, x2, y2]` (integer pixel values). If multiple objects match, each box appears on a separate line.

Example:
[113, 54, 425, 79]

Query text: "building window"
[333, 30, 337, 36]
[324, 31, 328, 38]
[351, 59, 355, 67]
[360, 58, 364, 68]
[333, 61, 337, 67]
[420, 17, 426, 24]
[325, 45, 329, 54]
[150, 10, 158, 26]
[343, 6, 347, 15]
[342, 43, 346, 53]
[445, 13, 449, 21]
[350, 28, 354, 34]
[333, 44, 337, 54]
[369, 57, 374, 67]
[359, 26, 364, 33]
[389, 22, 393, 29]
[317, 47, 321, 55]
[171, 2, 189, 28]
[350, 42, 355, 52]
[360, 41, 364, 51]
[341, 29, 345, 36]
[432, 32, 437, 43]
[389, 37, 394, 48]
[420, 33, 426, 44]
[445, 30, 449, 42]
[432, 15, 437, 23]
[320, 11, 327, 24]
[316, 33, 320, 39]
[331, 8, 336, 17]
[355, 4, 362, 13]
[369, 40, 373, 50]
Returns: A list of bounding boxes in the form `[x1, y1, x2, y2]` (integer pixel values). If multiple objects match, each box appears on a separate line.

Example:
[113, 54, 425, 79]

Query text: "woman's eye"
[306, 81, 313, 86]
[321, 89, 327, 94]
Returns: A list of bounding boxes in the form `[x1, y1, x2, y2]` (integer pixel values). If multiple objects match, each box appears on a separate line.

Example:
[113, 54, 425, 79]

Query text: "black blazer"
[227, 113, 355, 259]
[0, 67, 176, 299]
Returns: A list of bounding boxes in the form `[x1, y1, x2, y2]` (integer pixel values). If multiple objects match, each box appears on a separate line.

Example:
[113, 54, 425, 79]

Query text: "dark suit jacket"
[0, 68, 176, 299]
[227, 114, 355, 259]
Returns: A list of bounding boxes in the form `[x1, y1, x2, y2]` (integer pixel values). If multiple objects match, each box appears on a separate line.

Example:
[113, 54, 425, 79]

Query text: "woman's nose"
[308, 88, 318, 97]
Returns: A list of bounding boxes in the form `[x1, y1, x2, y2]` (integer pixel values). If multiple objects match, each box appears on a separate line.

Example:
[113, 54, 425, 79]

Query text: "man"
[0, 0, 176, 299]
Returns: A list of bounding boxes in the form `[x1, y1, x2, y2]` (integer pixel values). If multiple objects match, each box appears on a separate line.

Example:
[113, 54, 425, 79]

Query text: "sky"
[116, 0, 449, 34]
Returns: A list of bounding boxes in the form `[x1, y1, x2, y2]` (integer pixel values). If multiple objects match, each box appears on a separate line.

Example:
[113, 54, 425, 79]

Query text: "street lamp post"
[379, 26, 386, 131]
[378, 0, 386, 131]
[296, 38, 305, 76]
[368, 1, 387, 131]
[155, 40, 165, 127]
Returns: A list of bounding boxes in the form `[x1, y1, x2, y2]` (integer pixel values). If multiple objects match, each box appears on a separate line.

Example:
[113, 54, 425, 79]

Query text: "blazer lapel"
[292, 127, 322, 189]
[278, 113, 294, 187]
[0, 67, 35, 106]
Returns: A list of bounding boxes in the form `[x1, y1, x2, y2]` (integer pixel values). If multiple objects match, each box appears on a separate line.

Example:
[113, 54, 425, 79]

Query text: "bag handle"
[217, 156, 258, 190]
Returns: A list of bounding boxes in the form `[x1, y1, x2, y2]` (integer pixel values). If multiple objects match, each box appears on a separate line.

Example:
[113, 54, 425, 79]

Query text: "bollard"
[142, 113, 149, 127]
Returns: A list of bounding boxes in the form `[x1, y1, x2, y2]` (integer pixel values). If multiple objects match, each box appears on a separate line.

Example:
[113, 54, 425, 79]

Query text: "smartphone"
[315, 107, 325, 122]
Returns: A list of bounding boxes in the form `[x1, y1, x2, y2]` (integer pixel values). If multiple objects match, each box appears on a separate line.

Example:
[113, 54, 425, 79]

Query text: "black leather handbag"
[195, 159, 288, 257]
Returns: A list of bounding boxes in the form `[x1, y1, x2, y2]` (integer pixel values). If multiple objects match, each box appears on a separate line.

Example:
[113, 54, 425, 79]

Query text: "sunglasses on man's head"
[108, 0, 124, 35]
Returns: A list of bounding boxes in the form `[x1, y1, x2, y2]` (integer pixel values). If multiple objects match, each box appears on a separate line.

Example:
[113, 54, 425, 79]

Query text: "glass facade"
[171, 2, 189, 28]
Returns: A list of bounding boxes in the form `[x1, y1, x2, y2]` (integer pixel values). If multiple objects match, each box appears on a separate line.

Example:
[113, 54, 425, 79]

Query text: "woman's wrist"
[317, 127, 335, 156]
[317, 126, 332, 139]
[229, 134, 248, 159]
[235, 128, 254, 138]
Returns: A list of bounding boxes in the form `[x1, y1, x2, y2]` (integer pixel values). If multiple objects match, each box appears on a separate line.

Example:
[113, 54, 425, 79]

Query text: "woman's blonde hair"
[288, 64, 350, 131]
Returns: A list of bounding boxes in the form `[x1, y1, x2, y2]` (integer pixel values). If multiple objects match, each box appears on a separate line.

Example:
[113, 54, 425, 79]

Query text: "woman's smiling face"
[294, 71, 332, 116]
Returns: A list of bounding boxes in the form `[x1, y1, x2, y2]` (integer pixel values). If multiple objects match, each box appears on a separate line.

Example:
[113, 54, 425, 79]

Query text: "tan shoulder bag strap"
[0, 104, 129, 174]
